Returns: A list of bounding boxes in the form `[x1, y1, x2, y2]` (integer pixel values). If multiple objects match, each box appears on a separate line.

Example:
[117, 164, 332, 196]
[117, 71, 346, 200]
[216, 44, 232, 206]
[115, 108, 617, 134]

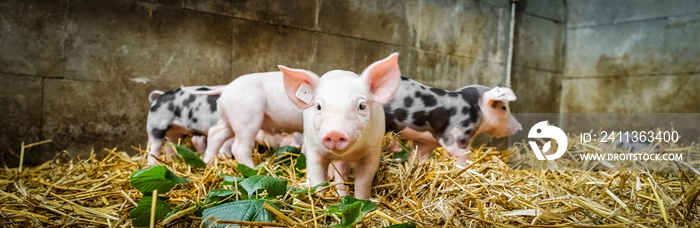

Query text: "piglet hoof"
[203, 156, 216, 167]
[387, 137, 403, 153]
[335, 184, 348, 197]
[220, 151, 233, 159]
[314, 190, 327, 199]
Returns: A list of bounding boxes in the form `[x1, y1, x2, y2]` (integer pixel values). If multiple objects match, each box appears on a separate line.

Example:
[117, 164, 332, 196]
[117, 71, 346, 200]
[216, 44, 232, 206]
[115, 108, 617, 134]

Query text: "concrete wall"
[0, 0, 515, 166]
[9, 0, 695, 166]
[510, 0, 565, 113]
[563, 0, 700, 113]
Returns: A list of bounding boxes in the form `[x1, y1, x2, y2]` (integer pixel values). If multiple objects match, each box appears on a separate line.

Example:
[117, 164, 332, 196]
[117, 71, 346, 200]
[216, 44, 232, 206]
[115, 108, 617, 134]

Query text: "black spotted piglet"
[146, 86, 224, 165]
[384, 77, 522, 166]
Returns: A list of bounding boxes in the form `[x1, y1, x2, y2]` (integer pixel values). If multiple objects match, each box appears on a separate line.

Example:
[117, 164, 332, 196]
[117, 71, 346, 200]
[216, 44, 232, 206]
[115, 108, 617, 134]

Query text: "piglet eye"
[502, 106, 507, 111]
[316, 104, 322, 110]
[359, 103, 367, 110]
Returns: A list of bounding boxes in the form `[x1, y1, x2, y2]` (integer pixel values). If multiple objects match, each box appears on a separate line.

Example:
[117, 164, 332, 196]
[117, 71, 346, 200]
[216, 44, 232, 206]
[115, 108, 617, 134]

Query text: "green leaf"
[201, 199, 277, 228]
[193, 202, 213, 217]
[194, 206, 205, 218]
[237, 163, 268, 178]
[384, 222, 416, 228]
[274, 146, 302, 166]
[239, 175, 288, 199]
[385, 141, 411, 163]
[395, 141, 412, 163]
[340, 196, 378, 215]
[328, 196, 378, 228]
[130, 196, 170, 227]
[174, 145, 207, 168]
[129, 166, 188, 194]
[294, 153, 307, 178]
[271, 146, 305, 178]
[221, 175, 244, 186]
[277, 145, 301, 154]
[330, 202, 363, 228]
[209, 188, 235, 197]
[203, 195, 221, 206]
[204, 188, 236, 206]
[393, 150, 411, 163]
[217, 176, 248, 200]
[290, 181, 329, 194]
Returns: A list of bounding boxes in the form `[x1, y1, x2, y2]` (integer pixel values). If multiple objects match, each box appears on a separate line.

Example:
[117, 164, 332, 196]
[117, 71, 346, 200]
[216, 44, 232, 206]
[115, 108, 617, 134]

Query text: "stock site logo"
[528, 121, 568, 160]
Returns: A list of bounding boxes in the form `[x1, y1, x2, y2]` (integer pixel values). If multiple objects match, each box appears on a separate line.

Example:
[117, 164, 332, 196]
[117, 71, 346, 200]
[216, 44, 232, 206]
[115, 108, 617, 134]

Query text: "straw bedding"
[1, 135, 698, 227]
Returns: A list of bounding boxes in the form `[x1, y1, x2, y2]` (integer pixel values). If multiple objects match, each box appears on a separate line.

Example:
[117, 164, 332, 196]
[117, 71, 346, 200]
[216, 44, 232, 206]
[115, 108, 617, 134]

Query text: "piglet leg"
[191, 135, 207, 154]
[387, 135, 404, 153]
[439, 128, 472, 167]
[146, 119, 171, 165]
[218, 138, 234, 159]
[204, 121, 234, 166]
[229, 130, 259, 168]
[164, 131, 184, 161]
[306, 150, 331, 196]
[227, 113, 264, 168]
[445, 145, 470, 167]
[329, 160, 350, 196]
[399, 128, 440, 163]
[440, 140, 471, 167]
[413, 141, 436, 162]
[147, 136, 163, 165]
[353, 153, 380, 199]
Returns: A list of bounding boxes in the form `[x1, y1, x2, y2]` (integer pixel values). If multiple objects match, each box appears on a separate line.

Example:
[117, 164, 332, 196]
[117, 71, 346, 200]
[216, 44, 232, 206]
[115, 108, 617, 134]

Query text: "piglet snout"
[507, 114, 523, 136]
[322, 130, 350, 151]
[509, 122, 522, 135]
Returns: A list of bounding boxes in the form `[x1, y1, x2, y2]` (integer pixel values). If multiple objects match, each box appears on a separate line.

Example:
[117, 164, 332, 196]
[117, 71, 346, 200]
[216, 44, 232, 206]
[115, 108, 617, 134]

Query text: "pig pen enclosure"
[2, 0, 700, 227]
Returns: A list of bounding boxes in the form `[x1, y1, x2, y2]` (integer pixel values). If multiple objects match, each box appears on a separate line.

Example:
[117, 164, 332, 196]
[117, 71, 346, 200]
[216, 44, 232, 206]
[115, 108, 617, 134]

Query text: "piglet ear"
[484, 87, 517, 102]
[360, 53, 401, 104]
[501, 88, 517, 101]
[279, 65, 320, 110]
